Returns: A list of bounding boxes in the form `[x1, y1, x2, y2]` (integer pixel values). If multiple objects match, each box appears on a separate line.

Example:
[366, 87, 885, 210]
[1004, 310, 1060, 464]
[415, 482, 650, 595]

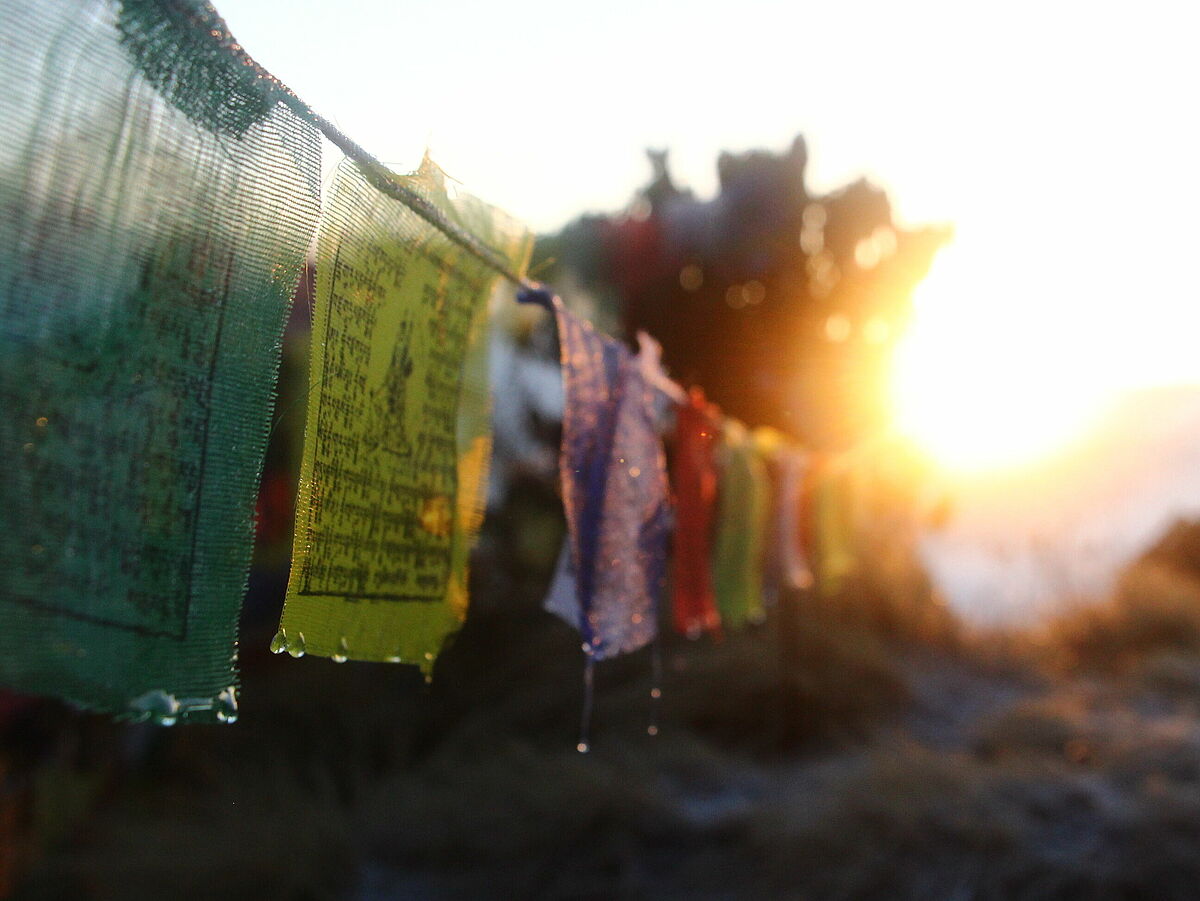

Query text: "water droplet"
[423, 674, 433, 685]
[269, 629, 288, 654]
[130, 690, 180, 726]
[215, 686, 239, 724]
[647, 725, 659, 736]
[423, 652, 434, 662]
[576, 742, 590, 754]
[331, 637, 349, 663]
[581, 642, 591, 653]
[650, 688, 662, 700]
[288, 631, 306, 658]
[34, 417, 47, 428]
[385, 651, 402, 663]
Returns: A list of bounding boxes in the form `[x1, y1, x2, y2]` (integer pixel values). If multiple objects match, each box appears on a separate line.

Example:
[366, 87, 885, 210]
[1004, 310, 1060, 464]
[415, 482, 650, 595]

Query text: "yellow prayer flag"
[277, 158, 532, 669]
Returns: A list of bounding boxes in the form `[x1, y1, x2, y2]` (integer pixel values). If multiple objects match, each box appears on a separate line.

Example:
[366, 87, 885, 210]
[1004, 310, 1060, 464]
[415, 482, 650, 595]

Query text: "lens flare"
[889, 239, 1116, 474]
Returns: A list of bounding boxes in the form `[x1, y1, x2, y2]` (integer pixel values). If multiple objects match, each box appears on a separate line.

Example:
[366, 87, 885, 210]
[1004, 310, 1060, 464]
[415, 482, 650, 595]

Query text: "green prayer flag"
[712, 420, 770, 628]
[278, 158, 531, 671]
[0, 0, 320, 722]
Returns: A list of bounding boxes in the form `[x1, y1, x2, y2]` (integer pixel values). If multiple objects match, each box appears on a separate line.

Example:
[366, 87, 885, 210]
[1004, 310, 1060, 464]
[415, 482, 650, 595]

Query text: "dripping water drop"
[131, 689, 180, 727]
[331, 637, 349, 663]
[215, 686, 239, 724]
[288, 631, 306, 658]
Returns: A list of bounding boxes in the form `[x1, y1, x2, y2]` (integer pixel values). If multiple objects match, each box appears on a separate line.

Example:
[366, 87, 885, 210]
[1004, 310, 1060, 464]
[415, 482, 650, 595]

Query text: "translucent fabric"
[670, 388, 722, 637]
[280, 159, 531, 670]
[813, 456, 858, 595]
[756, 428, 815, 606]
[522, 290, 670, 661]
[711, 420, 769, 628]
[0, 0, 319, 722]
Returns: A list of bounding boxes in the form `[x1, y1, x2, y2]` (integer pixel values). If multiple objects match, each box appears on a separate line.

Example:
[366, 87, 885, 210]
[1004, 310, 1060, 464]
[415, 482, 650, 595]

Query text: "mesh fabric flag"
[279, 158, 532, 670]
[711, 420, 769, 628]
[813, 456, 858, 595]
[670, 388, 722, 637]
[755, 428, 815, 606]
[0, 0, 319, 722]
[521, 290, 670, 662]
[777, 445, 816, 595]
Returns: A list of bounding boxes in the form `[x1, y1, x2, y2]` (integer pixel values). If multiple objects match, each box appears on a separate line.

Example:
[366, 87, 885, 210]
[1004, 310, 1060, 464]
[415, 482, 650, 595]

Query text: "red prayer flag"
[670, 388, 723, 637]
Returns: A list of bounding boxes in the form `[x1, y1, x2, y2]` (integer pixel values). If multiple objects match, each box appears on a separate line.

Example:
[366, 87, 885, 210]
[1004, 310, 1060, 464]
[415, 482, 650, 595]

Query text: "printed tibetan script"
[0, 0, 319, 720]
[280, 159, 530, 668]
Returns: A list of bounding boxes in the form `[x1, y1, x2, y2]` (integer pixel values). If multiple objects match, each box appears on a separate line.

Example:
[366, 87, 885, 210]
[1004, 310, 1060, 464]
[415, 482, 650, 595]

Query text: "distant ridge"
[921, 384, 1200, 626]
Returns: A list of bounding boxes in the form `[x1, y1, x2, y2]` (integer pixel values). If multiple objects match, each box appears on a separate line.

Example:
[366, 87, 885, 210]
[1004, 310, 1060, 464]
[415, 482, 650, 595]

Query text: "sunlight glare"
[890, 237, 1118, 475]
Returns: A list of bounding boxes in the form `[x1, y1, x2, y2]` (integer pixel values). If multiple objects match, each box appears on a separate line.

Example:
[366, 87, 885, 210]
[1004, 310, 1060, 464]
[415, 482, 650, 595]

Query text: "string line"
[172, 0, 533, 289]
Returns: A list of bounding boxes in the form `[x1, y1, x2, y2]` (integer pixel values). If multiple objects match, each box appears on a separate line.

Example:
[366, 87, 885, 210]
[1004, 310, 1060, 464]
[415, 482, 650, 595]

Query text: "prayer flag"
[523, 290, 670, 661]
[670, 388, 722, 637]
[755, 429, 815, 605]
[0, 0, 319, 722]
[712, 420, 769, 628]
[280, 158, 531, 670]
[813, 456, 858, 595]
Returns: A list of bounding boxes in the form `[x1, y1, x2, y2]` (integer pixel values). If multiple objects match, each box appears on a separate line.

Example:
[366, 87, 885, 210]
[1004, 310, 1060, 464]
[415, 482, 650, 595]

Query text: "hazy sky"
[218, 0, 1199, 467]
[217, 0, 1194, 230]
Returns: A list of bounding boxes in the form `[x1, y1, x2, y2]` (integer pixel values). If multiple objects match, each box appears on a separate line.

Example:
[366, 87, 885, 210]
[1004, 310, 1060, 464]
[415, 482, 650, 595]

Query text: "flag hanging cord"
[166, 0, 534, 291]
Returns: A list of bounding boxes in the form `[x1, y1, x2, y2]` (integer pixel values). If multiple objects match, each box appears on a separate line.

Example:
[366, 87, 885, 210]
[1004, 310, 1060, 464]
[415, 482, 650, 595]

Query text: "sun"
[888, 237, 1116, 476]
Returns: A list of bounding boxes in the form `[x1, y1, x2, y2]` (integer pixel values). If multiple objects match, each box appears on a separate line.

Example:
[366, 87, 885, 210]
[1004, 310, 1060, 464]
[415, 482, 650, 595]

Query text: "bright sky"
[219, 0, 1200, 473]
